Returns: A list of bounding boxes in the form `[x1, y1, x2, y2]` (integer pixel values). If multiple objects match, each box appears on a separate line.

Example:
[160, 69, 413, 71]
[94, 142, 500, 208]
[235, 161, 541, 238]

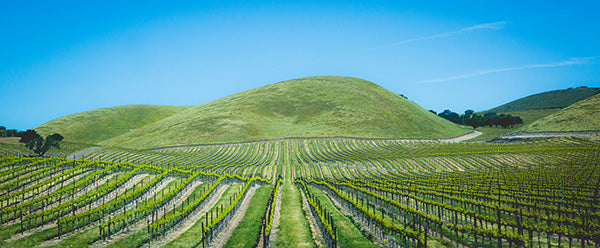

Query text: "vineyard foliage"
[0, 136, 598, 247]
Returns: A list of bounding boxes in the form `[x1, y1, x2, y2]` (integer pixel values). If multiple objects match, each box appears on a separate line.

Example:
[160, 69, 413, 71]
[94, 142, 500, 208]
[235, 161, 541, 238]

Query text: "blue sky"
[2, 0, 599, 130]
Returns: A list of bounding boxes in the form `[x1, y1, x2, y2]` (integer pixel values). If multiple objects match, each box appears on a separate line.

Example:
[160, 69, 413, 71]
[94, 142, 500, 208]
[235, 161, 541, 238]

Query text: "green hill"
[99, 76, 469, 148]
[522, 93, 600, 132]
[35, 105, 189, 144]
[488, 87, 600, 113]
[469, 87, 600, 141]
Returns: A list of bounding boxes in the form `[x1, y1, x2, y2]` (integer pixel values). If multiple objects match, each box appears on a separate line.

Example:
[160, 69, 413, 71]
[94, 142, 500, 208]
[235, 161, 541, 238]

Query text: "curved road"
[69, 147, 102, 159]
[437, 131, 482, 143]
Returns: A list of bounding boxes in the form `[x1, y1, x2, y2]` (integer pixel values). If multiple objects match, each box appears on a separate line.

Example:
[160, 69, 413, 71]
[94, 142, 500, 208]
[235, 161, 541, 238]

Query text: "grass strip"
[223, 184, 273, 248]
[273, 182, 316, 248]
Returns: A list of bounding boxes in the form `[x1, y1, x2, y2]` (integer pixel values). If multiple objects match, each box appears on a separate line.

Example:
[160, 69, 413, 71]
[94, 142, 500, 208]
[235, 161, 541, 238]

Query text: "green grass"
[0, 224, 20, 244]
[473, 88, 599, 140]
[501, 109, 561, 124]
[1, 226, 58, 248]
[164, 183, 241, 248]
[487, 87, 600, 113]
[45, 227, 98, 248]
[223, 184, 273, 248]
[106, 228, 150, 248]
[274, 182, 316, 248]
[522, 93, 600, 132]
[93, 76, 469, 148]
[307, 185, 379, 248]
[35, 104, 189, 144]
[0, 138, 94, 157]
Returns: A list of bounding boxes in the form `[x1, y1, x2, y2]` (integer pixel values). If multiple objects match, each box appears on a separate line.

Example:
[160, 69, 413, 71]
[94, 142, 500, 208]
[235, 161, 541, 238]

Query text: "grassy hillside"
[101, 76, 470, 148]
[501, 109, 561, 125]
[472, 88, 599, 140]
[0, 137, 94, 157]
[36, 105, 189, 144]
[488, 87, 600, 113]
[522, 93, 600, 132]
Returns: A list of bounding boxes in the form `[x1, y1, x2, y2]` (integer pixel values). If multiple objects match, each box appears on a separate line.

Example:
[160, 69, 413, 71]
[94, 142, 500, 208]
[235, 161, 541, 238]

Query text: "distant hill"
[94, 76, 469, 148]
[522, 93, 600, 132]
[36, 105, 189, 144]
[488, 87, 600, 113]
[480, 87, 600, 128]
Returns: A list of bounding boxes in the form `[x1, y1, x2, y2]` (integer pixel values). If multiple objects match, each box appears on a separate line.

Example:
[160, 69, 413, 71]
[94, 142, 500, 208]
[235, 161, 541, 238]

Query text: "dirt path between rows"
[5, 170, 93, 221]
[90, 179, 205, 248]
[206, 184, 259, 248]
[266, 182, 282, 248]
[320, 187, 384, 247]
[11, 166, 66, 191]
[36, 175, 172, 247]
[143, 183, 230, 248]
[298, 185, 325, 248]
[70, 147, 102, 159]
[44, 173, 118, 211]
[8, 174, 149, 242]
[24, 170, 93, 204]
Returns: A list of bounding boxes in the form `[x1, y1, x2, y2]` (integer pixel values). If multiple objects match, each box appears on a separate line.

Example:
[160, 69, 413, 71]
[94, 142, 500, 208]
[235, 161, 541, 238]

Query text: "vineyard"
[0, 136, 598, 247]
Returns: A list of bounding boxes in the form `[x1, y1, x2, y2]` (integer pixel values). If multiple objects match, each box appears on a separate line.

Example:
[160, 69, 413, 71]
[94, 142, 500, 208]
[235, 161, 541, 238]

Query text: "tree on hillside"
[460, 110, 475, 125]
[0, 126, 5, 137]
[19, 129, 64, 156]
[464, 109, 475, 116]
[466, 114, 485, 129]
[438, 110, 460, 123]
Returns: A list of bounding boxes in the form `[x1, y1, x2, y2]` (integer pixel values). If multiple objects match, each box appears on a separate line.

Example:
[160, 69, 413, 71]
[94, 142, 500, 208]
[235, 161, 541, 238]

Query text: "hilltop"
[35, 105, 189, 144]
[522, 93, 600, 132]
[488, 87, 600, 113]
[484, 87, 600, 124]
[74, 76, 470, 148]
[465, 87, 600, 141]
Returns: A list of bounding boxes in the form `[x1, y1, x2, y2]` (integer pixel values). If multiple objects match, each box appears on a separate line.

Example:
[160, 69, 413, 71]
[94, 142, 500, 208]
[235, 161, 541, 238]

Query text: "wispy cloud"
[461, 21, 506, 31]
[419, 57, 594, 84]
[369, 21, 506, 50]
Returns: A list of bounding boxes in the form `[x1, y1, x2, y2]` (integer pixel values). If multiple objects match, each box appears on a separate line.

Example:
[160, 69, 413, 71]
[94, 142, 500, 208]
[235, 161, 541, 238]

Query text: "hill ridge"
[38, 76, 468, 148]
[35, 104, 189, 144]
[522, 93, 600, 132]
[487, 87, 600, 113]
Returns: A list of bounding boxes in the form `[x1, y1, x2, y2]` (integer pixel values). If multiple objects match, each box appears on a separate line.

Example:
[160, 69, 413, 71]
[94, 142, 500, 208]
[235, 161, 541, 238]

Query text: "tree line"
[0, 126, 21, 137]
[430, 110, 523, 129]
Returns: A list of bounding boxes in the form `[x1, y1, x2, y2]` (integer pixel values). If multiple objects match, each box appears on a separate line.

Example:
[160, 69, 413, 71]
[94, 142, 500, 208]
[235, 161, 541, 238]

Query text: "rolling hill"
[86, 76, 469, 148]
[35, 105, 189, 144]
[469, 87, 600, 141]
[487, 87, 600, 113]
[522, 93, 600, 132]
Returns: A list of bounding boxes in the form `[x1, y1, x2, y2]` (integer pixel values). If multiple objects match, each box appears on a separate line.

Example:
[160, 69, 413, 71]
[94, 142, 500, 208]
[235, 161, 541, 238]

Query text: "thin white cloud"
[369, 21, 506, 50]
[462, 21, 506, 31]
[419, 57, 594, 84]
